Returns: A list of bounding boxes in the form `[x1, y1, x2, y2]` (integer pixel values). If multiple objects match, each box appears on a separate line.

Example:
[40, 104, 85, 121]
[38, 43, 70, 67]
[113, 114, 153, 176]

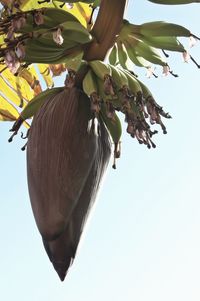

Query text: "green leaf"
[148, 0, 200, 5]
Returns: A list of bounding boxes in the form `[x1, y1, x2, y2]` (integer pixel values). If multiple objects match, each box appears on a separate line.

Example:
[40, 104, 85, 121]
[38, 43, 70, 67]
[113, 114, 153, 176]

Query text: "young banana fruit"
[116, 40, 129, 69]
[82, 67, 122, 168]
[141, 36, 185, 52]
[109, 43, 118, 66]
[108, 64, 133, 107]
[1, 10, 92, 66]
[18, 8, 79, 34]
[126, 36, 167, 67]
[123, 40, 152, 68]
[83, 69, 101, 115]
[138, 21, 192, 37]
[121, 68, 143, 97]
[100, 104, 122, 169]
[89, 60, 112, 80]
[118, 19, 199, 71]
[89, 60, 115, 97]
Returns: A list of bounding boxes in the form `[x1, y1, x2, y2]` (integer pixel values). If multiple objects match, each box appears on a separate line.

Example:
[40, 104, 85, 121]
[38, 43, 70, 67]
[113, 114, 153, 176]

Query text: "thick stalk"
[83, 0, 127, 61]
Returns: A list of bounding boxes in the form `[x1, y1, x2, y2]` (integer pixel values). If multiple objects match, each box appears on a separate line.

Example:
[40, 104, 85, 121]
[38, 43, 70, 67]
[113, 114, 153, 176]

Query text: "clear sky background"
[1, 1, 200, 300]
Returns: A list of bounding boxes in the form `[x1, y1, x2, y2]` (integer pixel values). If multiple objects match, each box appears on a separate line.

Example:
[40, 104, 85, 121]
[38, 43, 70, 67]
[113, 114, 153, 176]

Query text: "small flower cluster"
[0, 11, 29, 73]
[100, 75, 171, 149]
[64, 69, 76, 88]
[4, 47, 22, 74]
[90, 92, 102, 116]
[3, 38, 26, 74]
[121, 91, 159, 148]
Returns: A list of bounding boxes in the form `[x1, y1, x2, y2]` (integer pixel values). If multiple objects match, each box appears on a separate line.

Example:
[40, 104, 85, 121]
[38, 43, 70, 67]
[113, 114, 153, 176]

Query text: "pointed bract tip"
[54, 265, 67, 282]
[57, 270, 66, 282]
[53, 259, 72, 282]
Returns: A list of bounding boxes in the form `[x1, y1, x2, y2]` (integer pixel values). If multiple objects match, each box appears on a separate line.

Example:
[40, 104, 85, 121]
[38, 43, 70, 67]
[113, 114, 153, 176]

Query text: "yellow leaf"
[37, 64, 54, 88]
[18, 0, 92, 27]
[66, 3, 92, 28]
[0, 0, 92, 27]
[18, 0, 57, 11]
[0, 73, 23, 107]
[18, 65, 42, 96]
[0, 66, 35, 108]
[49, 64, 66, 76]
[16, 76, 35, 102]
[0, 34, 5, 46]
[0, 94, 20, 121]
[26, 65, 38, 78]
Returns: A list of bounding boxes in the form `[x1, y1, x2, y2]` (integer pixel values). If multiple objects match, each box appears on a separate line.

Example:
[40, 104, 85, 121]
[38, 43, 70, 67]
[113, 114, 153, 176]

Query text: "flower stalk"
[84, 0, 127, 61]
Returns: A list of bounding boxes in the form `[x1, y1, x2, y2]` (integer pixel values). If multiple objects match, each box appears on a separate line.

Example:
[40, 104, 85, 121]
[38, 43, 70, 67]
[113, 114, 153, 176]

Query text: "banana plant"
[0, 0, 199, 281]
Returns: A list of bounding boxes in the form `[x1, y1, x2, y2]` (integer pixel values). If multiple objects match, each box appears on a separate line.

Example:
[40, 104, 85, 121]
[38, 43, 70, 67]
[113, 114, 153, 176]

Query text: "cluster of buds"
[120, 85, 133, 98]
[4, 42, 25, 74]
[103, 76, 171, 149]
[135, 91, 149, 119]
[0, 12, 28, 41]
[64, 69, 76, 88]
[120, 93, 157, 148]
[33, 10, 44, 25]
[7, 16, 26, 40]
[98, 74, 171, 149]
[87, 75, 117, 118]
[124, 91, 171, 148]
[0, 11, 29, 73]
[103, 75, 115, 96]
[4, 50, 20, 74]
[146, 96, 171, 134]
[105, 101, 115, 120]
[90, 92, 101, 116]
[126, 113, 157, 149]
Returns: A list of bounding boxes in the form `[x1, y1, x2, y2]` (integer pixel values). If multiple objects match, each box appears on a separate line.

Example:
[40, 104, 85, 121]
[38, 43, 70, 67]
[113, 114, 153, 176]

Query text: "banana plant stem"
[83, 0, 127, 61]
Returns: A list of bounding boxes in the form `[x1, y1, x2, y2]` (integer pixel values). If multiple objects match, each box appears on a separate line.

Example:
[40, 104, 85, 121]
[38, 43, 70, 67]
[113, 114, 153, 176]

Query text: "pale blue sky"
[1, 1, 200, 300]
